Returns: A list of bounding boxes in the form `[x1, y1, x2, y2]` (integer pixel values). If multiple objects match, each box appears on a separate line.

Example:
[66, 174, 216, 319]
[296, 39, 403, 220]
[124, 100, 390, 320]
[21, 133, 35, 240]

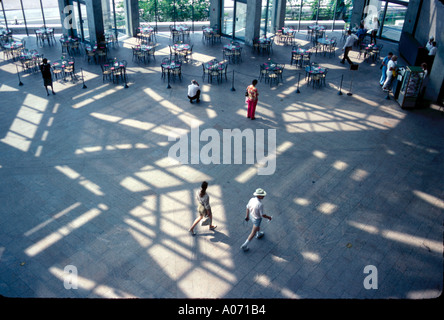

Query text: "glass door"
[73, 1, 89, 42]
[222, 0, 247, 41]
[234, 1, 247, 40]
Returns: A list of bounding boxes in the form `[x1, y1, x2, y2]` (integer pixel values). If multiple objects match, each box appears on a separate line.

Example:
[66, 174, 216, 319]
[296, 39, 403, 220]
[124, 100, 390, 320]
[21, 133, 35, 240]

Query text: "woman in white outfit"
[189, 181, 217, 235]
[383, 55, 398, 91]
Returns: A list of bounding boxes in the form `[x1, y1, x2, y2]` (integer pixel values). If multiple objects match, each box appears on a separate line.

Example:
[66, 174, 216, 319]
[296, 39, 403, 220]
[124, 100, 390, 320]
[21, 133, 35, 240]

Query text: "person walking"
[39, 58, 55, 96]
[382, 55, 398, 91]
[340, 30, 358, 65]
[246, 79, 259, 120]
[189, 181, 216, 235]
[187, 79, 201, 103]
[241, 188, 272, 252]
[379, 52, 393, 86]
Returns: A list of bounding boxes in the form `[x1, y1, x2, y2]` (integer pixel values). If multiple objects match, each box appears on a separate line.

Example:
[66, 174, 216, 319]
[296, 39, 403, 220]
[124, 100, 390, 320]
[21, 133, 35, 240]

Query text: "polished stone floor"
[0, 28, 443, 306]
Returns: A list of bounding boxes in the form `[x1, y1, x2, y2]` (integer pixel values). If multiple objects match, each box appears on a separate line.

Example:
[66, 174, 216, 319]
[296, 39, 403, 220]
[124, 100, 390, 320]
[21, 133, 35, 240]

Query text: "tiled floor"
[1, 29, 443, 303]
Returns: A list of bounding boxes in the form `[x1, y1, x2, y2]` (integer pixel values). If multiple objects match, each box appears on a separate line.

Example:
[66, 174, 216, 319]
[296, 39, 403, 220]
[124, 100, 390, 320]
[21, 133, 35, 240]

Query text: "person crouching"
[188, 79, 201, 103]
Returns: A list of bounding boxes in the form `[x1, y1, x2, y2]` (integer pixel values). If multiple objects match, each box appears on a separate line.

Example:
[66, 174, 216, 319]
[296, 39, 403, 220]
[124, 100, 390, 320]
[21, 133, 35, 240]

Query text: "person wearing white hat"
[241, 188, 272, 251]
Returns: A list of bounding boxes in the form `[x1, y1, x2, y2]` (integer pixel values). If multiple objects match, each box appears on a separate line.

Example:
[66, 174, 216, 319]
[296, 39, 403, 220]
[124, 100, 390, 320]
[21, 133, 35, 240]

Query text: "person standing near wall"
[382, 55, 398, 92]
[380, 52, 393, 86]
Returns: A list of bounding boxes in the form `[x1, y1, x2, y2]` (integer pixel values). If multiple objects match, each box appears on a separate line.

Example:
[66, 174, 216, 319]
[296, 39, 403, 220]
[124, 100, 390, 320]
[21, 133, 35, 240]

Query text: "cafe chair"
[219, 60, 228, 82]
[183, 29, 191, 42]
[223, 48, 233, 63]
[60, 41, 69, 54]
[320, 68, 329, 87]
[203, 32, 213, 45]
[100, 64, 113, 82]
[85, 48, 96, 64]
[276, 64, 285, 82]
[147, 44, 156, 61]
[328, 40, 337, 57]
[259, 64, 269, 83]
[311, 73, 322, 88]
[209, 68, 220, 84]
[185, 44, 193, 63]
[213, 31, 221, 44]
[52, 67, 63, 81]
[370, 44, 383, 62]
[64, 64, 75, 82]
[267, 70, 280, 87]
[172, 65, 182, 81]
[171, 30, 180, 43]
[302, 52, 311, 66]
[233, 47, 243, 63]
[132, 46, 144, 63]
[70, 41, 80, 55]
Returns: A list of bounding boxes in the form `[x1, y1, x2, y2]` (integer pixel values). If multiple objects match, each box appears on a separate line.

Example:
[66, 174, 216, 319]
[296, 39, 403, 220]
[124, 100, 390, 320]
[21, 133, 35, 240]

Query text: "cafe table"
[173, 43, 191, 62]
[173, 25, 190, 42]
[19, 49, 42, 72]
[261, 60, 284, 85]
[362, 43, 382, 62]
[291, 47, 310, 67]
[305, 64, 326, 87]
[3, 41, 24, 60]
[52, 57, 76, 81]
[223, 43, 242, 63]
[138, 26, 154, 43]
[3, 41, 23, 50]
[35, 27, 54, 45]
[161, 59, 181, 83]
[280, 28, 295, 45]
[316, 37, 335, 56]
[107, 59, 127, 83]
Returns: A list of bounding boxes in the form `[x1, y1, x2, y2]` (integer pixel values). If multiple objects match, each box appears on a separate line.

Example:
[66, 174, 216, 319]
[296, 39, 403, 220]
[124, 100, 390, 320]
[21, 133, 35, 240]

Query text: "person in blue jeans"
[380, 52, 393, 86]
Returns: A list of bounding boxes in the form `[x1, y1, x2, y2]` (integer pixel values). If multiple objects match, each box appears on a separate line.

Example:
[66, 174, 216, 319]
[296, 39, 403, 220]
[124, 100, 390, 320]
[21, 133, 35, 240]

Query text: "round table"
[3, 41, 23, 50]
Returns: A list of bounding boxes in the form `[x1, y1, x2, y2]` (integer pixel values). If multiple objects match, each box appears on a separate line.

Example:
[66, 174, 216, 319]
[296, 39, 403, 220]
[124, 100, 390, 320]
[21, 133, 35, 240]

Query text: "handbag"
[198, 202, 210, 226]
[201, 216, 210, 226]
[245, 90, 249, 97]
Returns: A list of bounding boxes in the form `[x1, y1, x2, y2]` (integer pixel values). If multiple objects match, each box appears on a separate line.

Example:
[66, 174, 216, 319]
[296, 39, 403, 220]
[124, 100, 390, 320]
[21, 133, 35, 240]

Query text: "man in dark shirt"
[40, 58, 55, 96]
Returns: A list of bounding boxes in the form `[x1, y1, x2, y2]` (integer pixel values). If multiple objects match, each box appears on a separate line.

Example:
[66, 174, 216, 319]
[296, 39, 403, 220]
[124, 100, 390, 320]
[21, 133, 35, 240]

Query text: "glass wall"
[222, 0, 247, 40]
[41, 0, 61, 25]
[138, 0, 209, 24]
[379, 1, 408, 41]
[71, 0, 89, 41]
[285, 0, 353, 31]
[102, 0, 126, 35]
[363, 0, 408, 42]
[1, 0, 25, 28]
[260, 0, 273, 36]
[1, 0, 58, 35]
[222, 0, 234, 36]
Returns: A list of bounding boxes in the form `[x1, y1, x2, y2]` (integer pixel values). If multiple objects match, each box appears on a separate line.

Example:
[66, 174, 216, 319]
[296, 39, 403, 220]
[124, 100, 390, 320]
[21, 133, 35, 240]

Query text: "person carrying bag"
[188, 181, 217, 235]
